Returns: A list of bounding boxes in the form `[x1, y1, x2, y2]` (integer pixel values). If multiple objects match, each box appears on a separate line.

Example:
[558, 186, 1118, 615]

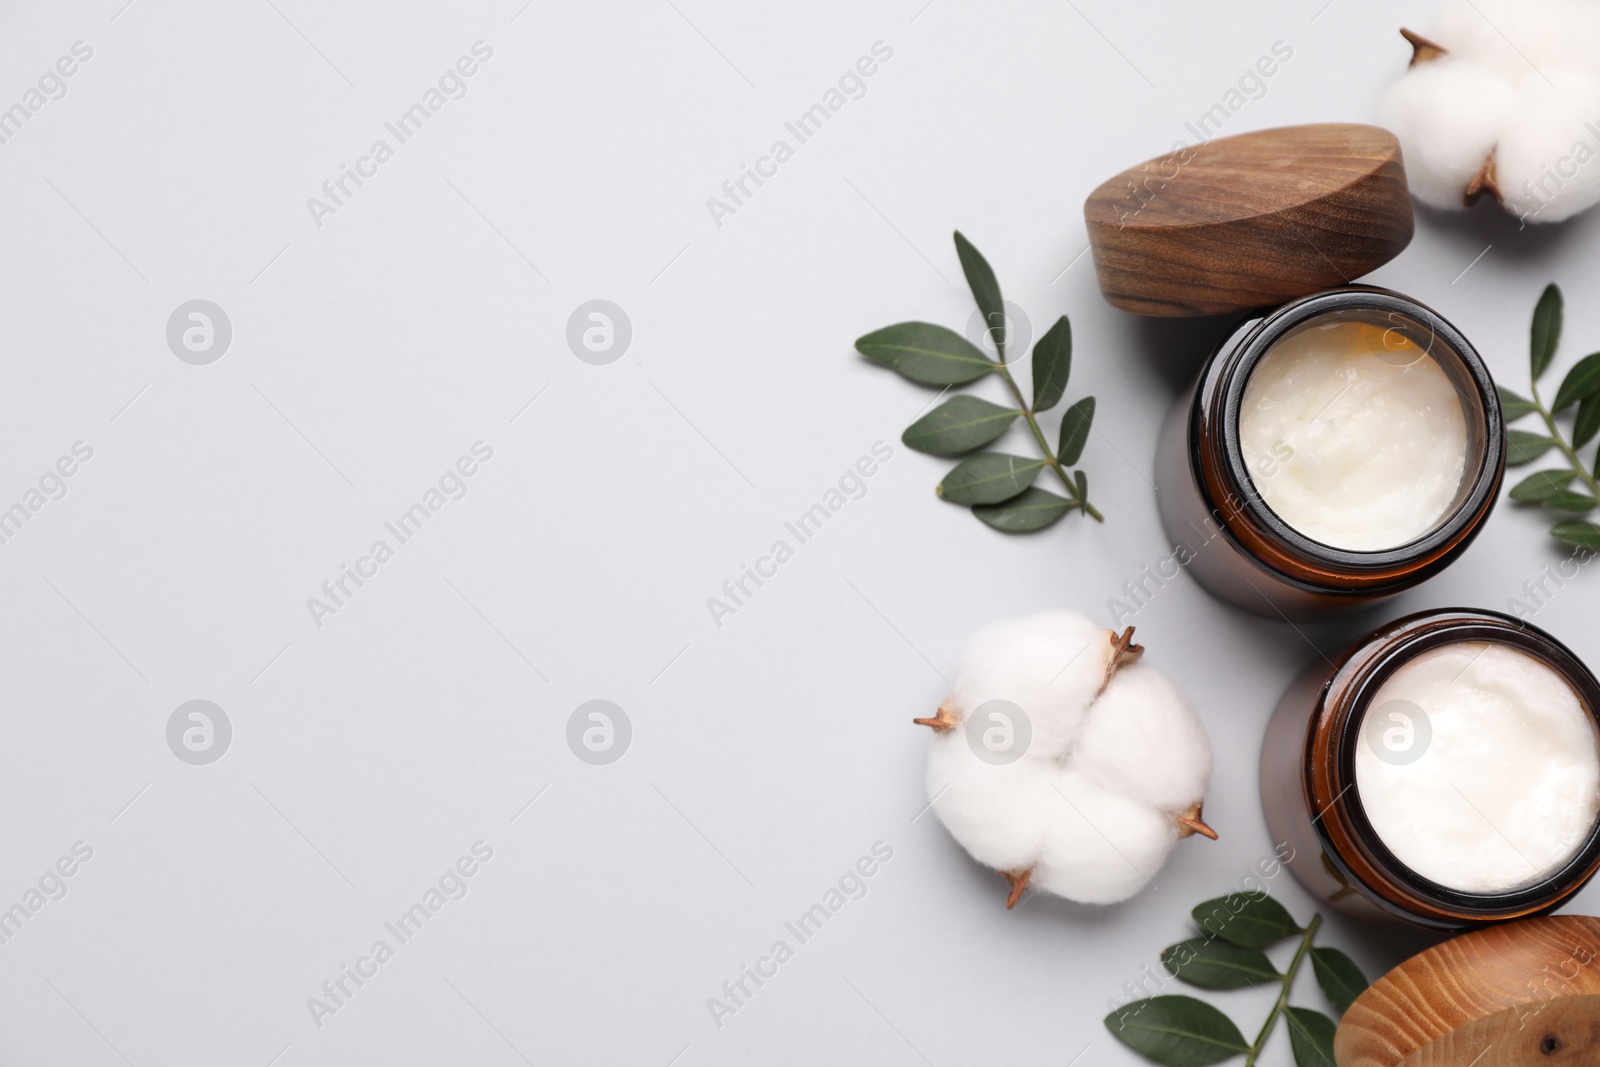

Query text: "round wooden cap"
[1083, 124, 1414, 317]
[1334, 914, 1600, 1066]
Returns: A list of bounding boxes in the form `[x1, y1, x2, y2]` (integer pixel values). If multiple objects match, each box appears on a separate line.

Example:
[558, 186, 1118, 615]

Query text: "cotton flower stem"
[1530, 379, 1600, 502]
[1243, 912, 1323, 1067]
[993, 361, 1105, 522]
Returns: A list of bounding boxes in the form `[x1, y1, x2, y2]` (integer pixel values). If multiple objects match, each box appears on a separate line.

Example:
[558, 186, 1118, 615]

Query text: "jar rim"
[1195, 286, 1504, 588]
[1312, 609, 1600, 923]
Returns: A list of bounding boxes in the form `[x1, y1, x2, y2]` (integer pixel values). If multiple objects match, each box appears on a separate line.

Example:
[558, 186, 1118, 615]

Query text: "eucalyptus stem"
[1530, 379, 1600, 502]
[1243, 913, 1322, 1067]
[994, 361, 1105, 522]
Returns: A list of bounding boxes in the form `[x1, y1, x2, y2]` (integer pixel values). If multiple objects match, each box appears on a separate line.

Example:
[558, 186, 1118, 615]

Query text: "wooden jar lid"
[1334, 914, 1600, 1066]
[1083, 124, 1414, 317]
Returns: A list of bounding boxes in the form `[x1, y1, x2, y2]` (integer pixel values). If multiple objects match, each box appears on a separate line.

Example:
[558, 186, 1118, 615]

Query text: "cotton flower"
[1379, 0, 1600, 224]
[918, 610, 1214, 908]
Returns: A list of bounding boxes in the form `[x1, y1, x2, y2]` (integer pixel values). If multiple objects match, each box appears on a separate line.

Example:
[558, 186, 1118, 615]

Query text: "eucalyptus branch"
[1501, 283, 1600, 549]
[855, 231, 1105, 534]
[1106, 894, 1366, 1067]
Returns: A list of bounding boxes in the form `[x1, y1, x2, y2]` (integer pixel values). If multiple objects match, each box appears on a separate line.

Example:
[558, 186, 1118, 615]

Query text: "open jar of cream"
[1086, 124, 1504, 618]
[1153, 286, 1504, 618]
[1261, 609, 1600, 930]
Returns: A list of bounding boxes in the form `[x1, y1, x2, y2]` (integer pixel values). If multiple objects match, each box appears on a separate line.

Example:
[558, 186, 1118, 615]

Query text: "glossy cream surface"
[1239, 319, 1469, 551]
[1354, 641, 1600, 894]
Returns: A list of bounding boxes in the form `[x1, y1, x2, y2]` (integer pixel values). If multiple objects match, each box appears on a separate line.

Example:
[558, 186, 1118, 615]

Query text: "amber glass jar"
[1261, 609, 1600, 930]
[1154, 286, 1504, 620]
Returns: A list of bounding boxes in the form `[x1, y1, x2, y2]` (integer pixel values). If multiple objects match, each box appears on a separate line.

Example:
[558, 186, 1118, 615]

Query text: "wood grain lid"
[1334, 914, 1600, 1066]
[1083, 124, 1414, 317]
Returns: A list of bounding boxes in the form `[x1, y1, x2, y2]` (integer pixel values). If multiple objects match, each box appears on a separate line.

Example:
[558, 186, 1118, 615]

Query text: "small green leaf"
[1498, 385, 1538, 422]
[1074, 469, 1089, 511]
[954, 232, 1007, 361]
[1552, 520, 1600, 548]
[1104, 995, 1250, 1067]
[901, 396, 1019, 456]
[1510, 469, 1578, 502]
[1309, 947, 1369, 1013]
[1160, 938, 1279, 990]
[1553, 352, 1600, 411]
[1506, 429, 1558, 467]
[1545, 489, 1599, 513]
[1532, 283, 1563, 381]
[856, 322, 995, 385]
[972, 487, 1073, 532]
[1575, 392, 1600, 448]
[937, 453, 1045, 505]
[1284, 1007, 1338, 1067]
[1058, 396, 1096, 465]
[1191, 894, 1300, 949]
[1032, 316, 1072, 411]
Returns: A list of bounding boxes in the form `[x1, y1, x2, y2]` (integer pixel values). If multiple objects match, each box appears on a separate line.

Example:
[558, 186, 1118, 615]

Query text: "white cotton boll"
[1525, 0, 1600, 71]
[1032, 769, 1178, 906]
[925, 736, 1055, 873]
[945, 610, 1114, 757]
[1429, 0, 1532, 80]
[1073, 663, 1213, 814]
[1379, 57, 1517, 210]
[1491, 72, 1600, 223]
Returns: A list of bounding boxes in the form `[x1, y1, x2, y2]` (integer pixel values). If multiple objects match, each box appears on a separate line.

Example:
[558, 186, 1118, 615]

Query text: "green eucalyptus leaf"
[953, 231, 1007, 361]
[1497, 385, 1538, 422]
[1575, 392, 1600, 448]
[1506, 429, 1557, 467]
[1160, 938, 1279, 990]
[856, 323, 995, 385]
[1032, 316, 1072, 411]
[1552, 520, 1600, 548]
[1192, 894, 1300, 949]
[1284, 1007, 1338, 1067]
[1552, 352, 1600, 411]
[1545, 489, 1600, 513]
[1309, 947, 1369, 1013]
[972, 487, 1073, 532]
[1509, 469, 1578, 502]
[901, 395, 1019, 456]
[1532, 283, 1563, 381]
[937, 453, 1045, 505]
[1074, 469, 1089, 511]
[1058, 396, 1096, 466]
[1104, 995, 1250, 1067]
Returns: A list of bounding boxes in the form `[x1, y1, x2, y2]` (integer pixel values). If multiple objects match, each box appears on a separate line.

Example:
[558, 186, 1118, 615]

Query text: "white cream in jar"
[1354, 641, 1600, 895]
[1239, 319, 1469, 551]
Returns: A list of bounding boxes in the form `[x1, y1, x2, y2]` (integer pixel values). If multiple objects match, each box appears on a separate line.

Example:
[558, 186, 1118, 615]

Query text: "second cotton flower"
[917, 611, 1215, 906]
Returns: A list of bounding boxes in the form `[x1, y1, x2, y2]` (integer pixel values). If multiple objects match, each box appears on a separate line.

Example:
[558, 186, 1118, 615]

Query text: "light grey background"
[1, 1, 1596, 1064]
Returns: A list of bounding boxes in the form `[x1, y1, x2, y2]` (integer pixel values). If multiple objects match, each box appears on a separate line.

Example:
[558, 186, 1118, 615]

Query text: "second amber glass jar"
[1261, 609, 1600, 930]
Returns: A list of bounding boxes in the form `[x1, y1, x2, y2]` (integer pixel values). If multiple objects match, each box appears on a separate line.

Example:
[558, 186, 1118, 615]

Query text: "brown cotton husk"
[1464, 153, 1503, 207]
[1095, 625, 1145, 697]
[1400, 27, 1447, 66]
[1175, 803, 1218, 841]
